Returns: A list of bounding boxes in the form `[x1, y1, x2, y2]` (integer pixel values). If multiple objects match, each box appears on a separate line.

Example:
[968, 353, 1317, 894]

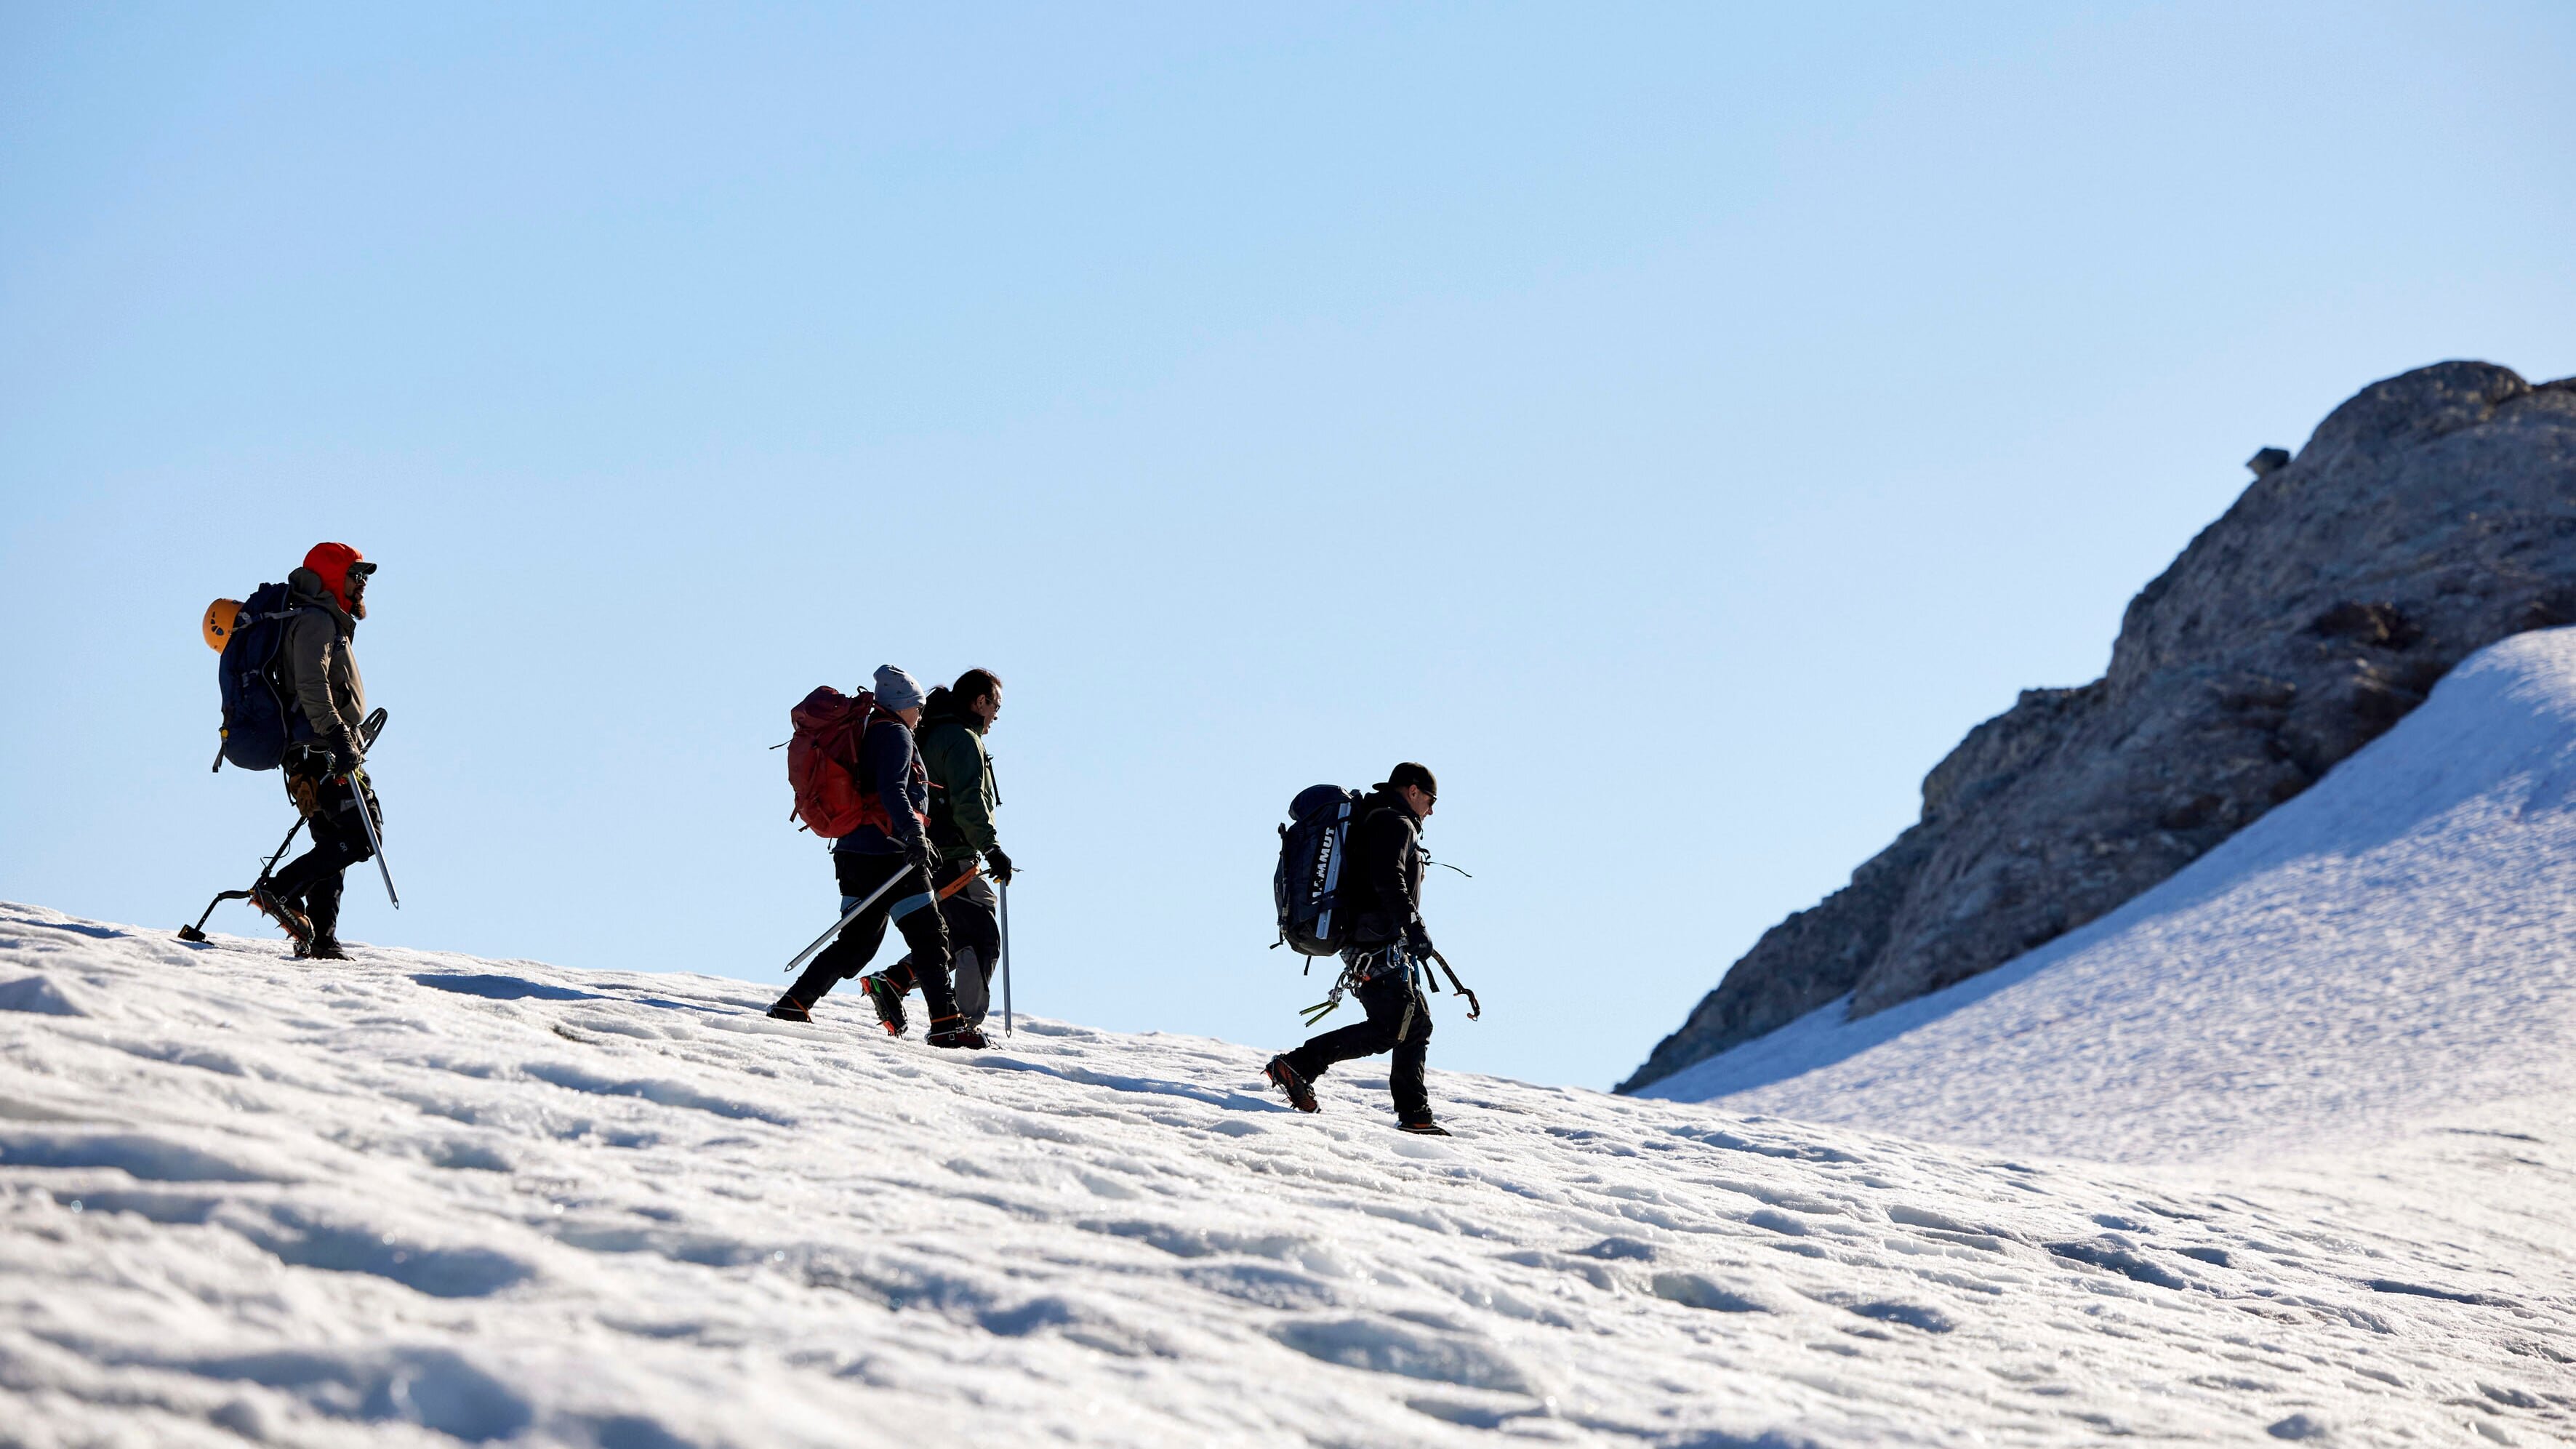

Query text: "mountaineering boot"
[248, 880, 313, 950]
[294, 884, 348, 960]
[1266, 1056, 1320, 1113]
[860, 972, 910, 1036]
[1397, 1117, 1452, 1136]
[926, 1015, 987, 1050]
[776, 958, 844, 1023]
[302, 874, 345, 949]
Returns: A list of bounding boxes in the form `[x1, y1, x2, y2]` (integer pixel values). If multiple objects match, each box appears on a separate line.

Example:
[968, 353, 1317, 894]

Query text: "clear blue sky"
[5, 3, 2571, 1091]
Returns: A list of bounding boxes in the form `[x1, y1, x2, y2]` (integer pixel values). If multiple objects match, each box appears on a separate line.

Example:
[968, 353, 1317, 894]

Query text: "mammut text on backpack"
[1275, 784, 1363, 955]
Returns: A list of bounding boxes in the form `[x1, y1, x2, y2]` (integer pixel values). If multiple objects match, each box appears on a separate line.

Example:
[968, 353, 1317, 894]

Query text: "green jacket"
[918, 714, 1000, 863]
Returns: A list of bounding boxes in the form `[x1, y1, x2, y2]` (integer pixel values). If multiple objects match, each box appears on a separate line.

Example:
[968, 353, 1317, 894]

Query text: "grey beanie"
[872, 665, 927, 713]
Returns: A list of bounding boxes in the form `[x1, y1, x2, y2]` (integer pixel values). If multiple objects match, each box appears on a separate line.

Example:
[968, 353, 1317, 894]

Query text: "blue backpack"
[1274, 784, 1363, 956]
[212, 582, 316, 772]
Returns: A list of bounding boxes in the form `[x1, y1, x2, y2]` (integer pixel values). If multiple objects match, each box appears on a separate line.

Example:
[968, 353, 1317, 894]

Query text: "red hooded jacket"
[302, 542, 366, 613]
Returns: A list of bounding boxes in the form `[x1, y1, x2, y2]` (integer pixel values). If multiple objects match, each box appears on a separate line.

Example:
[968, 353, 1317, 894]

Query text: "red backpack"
[788, 686, 880, 838]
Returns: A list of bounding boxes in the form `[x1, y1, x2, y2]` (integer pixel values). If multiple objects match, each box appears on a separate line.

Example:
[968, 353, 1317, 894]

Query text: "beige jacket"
[281, 567, 367, 746]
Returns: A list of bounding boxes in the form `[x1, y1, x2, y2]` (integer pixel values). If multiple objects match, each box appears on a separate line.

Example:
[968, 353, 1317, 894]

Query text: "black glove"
[1403, 921, 1435, 958]
[983, 846, 1015, 885]
[327, 726, 365, 779]
[903, 835, 936, 875]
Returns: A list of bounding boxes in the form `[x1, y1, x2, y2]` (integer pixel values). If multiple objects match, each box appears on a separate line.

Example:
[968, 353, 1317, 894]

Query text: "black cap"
[1378, 761, 1437, 795]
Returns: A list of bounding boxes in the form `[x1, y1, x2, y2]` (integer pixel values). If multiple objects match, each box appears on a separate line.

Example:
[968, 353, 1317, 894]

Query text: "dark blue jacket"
[832, 713, 929, 857]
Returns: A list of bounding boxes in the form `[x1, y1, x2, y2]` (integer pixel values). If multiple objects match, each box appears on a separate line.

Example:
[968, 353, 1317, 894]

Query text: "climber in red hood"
[301, 542, 377, 619]
[249, 542, 383, 960]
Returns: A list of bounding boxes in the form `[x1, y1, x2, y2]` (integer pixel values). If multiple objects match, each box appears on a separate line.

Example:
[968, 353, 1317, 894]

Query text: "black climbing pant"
[878, 858, 1000, 1024]
[785, 851, 955, 1021]
[1280, 972, 1433, 1122]
[268, 772, 378, 940]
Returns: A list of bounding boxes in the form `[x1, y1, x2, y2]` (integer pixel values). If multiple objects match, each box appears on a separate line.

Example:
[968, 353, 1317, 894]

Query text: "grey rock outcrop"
[1621, 361, 2576, 1095]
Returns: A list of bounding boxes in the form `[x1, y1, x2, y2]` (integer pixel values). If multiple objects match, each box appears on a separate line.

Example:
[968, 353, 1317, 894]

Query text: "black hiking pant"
[879, 858, 1000, 1024]
[268, 772, 377, 941]
[1281, 970, 1433, 1122]
[785, 851, 956, 1021]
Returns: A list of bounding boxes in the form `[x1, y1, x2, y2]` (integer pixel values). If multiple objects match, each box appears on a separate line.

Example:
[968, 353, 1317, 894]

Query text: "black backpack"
[212, 582, 315, 772]
[1274, 784, 1363, 955]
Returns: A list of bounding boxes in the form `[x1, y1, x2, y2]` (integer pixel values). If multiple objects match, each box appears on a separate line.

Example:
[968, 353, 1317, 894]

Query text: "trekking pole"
[1429, 949, 1481, 1021]
[258, 816, 307, 878]
[177, 816, 306, 942]
[348, 769, 399, 908]
[781, 865, 914, 976]
[999, 877, 1013, 1037]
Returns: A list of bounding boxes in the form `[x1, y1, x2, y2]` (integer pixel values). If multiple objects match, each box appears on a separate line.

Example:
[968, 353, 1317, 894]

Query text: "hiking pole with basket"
[177, 817, 307, 943]
[179, 708, 392, 942]
[999, 876, 1014, 1037]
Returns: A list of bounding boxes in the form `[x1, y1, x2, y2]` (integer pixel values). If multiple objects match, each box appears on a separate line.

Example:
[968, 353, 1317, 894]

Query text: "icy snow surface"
[1646, 629, 2576, 1171]
[4, 896, 2573, 1445]
[11, 633, 2576, 1445]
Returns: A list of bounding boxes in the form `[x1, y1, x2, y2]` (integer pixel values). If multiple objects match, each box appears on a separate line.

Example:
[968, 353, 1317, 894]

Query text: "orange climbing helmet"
[202, 598, 243, 653]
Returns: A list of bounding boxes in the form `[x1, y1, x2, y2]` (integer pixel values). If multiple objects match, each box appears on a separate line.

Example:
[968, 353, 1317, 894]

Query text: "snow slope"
[1644, 628, 2576, 1168]
[1638, 635, 2576, 1179]
[4, 901, 2573, 1446]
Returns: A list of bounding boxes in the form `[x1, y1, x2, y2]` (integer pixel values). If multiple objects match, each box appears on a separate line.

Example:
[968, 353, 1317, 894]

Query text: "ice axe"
[348, 708, 398, 906]
[1298, 947, 1479, 1027]
[1429, 949, 1480, 1020]
[178, 710, 391, 941]
[348, 766, 398, 908]
[779, 859, 976, 976]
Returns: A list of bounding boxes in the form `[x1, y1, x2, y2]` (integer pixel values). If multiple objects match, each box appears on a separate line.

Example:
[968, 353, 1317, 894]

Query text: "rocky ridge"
[1621, 361, 2576, 1094]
